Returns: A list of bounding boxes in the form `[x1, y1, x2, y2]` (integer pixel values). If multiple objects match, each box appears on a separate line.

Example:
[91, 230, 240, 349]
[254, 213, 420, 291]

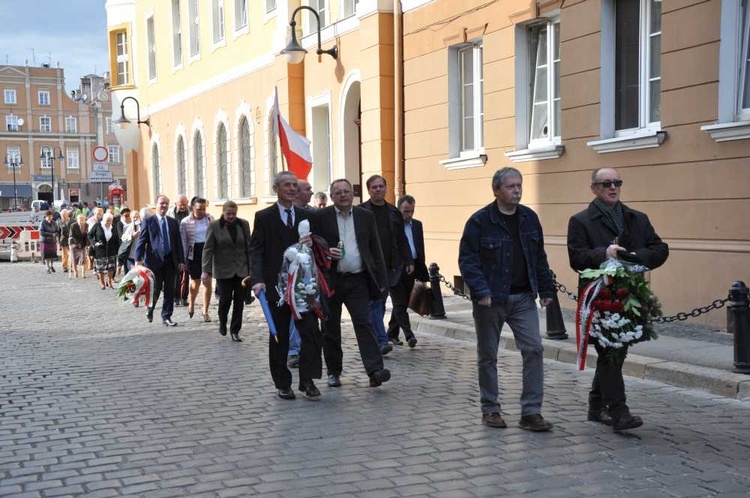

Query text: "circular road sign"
[93, 146, 109, 162]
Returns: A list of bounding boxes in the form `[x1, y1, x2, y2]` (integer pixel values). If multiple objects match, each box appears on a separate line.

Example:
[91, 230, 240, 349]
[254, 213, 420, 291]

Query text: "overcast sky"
[0, 0, 109, 93]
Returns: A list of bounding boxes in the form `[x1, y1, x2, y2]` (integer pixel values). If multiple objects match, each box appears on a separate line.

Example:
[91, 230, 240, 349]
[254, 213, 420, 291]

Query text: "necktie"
[160, 217, 170, 255]
[285, 209, 293, 229]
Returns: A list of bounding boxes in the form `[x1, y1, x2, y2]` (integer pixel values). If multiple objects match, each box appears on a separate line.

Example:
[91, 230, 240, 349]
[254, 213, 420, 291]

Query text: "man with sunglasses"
[567, 167, 669, 431]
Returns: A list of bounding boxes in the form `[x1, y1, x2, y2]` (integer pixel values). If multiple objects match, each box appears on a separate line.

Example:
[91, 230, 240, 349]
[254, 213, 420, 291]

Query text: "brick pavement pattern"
[2, 263, 750, 497]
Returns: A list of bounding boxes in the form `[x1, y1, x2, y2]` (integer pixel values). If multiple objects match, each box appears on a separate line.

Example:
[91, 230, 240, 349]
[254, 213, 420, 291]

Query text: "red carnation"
[598, 288, 612, 300]
[615, 288, 629, 299]
[609, 301, 624, 313]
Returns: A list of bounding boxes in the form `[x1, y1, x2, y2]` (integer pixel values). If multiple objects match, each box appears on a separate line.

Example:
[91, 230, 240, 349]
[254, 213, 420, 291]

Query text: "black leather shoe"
[369, 369, 391, 387]
[146, 310, 154, 323]
[407, 337, 418, 348]
[299, 380, 321, 400]
[277, 387, 296, 400]
[519, 413, 553, 432]
[327, 374, 341, 387]
[219, 323, 227, 336]
[613, 414, 643, 431]
[174, 300, 182, 307]
[163, 319, 177, 327]
[481, 412, 507, 428]
[588, 409, 614, 426]
[231, 332, 243, 342]
[389, 337, 404, 346]
[380, 343, 393, 356]
[180, 299, 189, 307]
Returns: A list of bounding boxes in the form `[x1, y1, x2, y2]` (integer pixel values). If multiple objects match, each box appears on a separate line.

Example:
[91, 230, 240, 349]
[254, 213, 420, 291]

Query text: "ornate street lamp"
[39, 146, 64, 208]
[281, 6, 338, 64]
[3, 152, 23, 211]
[116, 95, 151, 129]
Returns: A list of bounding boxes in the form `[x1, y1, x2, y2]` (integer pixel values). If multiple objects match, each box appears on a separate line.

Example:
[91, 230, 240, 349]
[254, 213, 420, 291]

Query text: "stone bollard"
[428, 263, 446, 320]
[729, 281, 750, 374]
[545, 286, 568, 340]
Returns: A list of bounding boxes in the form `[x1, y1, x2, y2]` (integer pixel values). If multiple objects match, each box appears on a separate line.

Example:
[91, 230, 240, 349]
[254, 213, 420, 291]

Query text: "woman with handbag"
[39, 210, 59, 274]
[180, 197, 214, 321]
[69, 214, 89, 278]
[90, 213, 120, 290]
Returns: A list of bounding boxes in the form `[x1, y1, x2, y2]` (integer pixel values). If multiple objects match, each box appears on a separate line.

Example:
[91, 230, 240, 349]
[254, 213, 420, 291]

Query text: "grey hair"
[314, 192, 328, 201]
[491, 167, 522, 189]
[590, 167, 620, 184]
[397, 195, 415, 208]
[273, 171, 297, 187]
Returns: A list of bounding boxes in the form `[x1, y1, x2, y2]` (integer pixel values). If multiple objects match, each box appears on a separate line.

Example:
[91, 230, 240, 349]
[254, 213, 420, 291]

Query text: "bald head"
[295, 180, 313, 208]
[176, 195, 189, 212]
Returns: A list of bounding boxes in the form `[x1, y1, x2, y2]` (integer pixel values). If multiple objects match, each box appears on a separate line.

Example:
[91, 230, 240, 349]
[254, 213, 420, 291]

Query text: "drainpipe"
[393, 0, 405, 199]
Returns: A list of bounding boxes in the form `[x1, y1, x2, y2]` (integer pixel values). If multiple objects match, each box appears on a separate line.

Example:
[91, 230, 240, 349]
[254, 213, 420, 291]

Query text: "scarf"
[593, 198, 624, 237]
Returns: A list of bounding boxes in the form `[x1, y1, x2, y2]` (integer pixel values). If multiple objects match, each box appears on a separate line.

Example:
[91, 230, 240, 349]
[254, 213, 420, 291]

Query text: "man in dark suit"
[250, 172, 322, 401]
[309, 178, 392, 389]
[387, 195, 429, 348]
[201, 200, 252, 342]
[135, 195, 185, 326]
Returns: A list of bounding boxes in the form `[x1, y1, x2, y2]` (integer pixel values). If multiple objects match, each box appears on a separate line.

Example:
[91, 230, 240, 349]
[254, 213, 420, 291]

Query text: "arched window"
[176, 136, 187, 195]
[239, 116, 252, 197]
[194, 131, 205, 197]
[217, 123, 228, 198]
[152, 143, 161, 199]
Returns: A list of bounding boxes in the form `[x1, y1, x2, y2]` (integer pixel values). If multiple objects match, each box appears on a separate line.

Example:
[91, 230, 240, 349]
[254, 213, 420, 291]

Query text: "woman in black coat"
[90, 212, 120, 289]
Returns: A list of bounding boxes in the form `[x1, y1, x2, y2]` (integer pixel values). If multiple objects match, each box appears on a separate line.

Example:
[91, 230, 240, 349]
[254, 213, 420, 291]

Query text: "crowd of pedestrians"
[30, 166, 666, 433]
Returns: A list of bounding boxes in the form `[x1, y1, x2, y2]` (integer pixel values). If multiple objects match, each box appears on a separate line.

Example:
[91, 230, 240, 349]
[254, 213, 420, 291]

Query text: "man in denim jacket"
[459, 167, 555, 432]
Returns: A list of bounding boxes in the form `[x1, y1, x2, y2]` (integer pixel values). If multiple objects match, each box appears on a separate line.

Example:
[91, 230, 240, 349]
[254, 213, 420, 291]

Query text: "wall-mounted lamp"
[116, 95, 151, 129]
[281, 6, 338, 64]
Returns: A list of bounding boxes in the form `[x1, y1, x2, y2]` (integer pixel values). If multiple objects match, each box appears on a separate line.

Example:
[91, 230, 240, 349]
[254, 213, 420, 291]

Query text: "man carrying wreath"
[567, 167, 669, 431]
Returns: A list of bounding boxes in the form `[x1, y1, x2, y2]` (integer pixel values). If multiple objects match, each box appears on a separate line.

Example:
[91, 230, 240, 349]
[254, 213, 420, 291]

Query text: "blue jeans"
[288, 319, 300, 357]
[473, 293, 544, 416]
[369, 289, 389, 347]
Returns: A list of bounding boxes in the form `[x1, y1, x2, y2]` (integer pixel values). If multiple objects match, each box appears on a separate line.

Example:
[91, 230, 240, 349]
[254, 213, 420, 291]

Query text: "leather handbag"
[408, 281, 433, 316]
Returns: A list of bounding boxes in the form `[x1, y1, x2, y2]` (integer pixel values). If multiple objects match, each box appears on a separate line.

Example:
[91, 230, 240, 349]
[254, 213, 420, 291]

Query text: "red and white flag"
[273, 87, 312, 180]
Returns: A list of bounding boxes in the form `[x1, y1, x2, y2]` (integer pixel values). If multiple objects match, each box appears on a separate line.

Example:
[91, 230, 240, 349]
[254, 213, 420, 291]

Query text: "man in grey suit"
[201, 200, 252, 342]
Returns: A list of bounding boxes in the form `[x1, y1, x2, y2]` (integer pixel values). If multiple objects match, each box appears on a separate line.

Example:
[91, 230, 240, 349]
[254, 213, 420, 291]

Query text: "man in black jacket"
[567, 167, 669, 431]
[361, 175, 413, 355]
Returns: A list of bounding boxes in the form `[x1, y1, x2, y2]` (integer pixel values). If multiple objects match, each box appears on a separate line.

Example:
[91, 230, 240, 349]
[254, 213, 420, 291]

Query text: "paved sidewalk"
[411, 295, 750, 400]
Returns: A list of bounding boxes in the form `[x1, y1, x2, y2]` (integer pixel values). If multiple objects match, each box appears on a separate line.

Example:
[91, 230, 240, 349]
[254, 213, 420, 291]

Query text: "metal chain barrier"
[436, 273, 471, 301]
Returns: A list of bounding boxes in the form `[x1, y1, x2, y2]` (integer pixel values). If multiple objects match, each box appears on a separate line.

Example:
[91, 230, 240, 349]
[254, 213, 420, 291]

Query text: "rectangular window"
[266, 0, 276, 13]
[6, 146, 21, 168]
[112, 29, 132, 86]
[38, 90, 51, 106]
[65, 116, 77, 133]
[172, 0, 183, 66]
[212, 0, 225, 44]
[615, 0, 661, 131]
[106, 117, 113, 134]
[235, 0, 248, 31]
[4, 89, 16, 104]
[528, 20, 561, 144]
[342, 0, 359, 18]
[40, 116, 52, 133]
[311, 104, 332, 193]
[739, 1, 750, 114]
[66, 148, 80, 169]
[458, 43, 484, 153]
[41, 149, 52, 169]
[6, 114, 19, 132]
[147, 16, 157, 80]
[108, 145, 121, 163]
[308, 0, 327, 33]
[189, 0, 200, 57]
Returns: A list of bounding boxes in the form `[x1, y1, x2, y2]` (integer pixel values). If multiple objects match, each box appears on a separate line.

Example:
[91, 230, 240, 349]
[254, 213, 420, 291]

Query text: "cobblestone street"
[2, 263, 750, 497]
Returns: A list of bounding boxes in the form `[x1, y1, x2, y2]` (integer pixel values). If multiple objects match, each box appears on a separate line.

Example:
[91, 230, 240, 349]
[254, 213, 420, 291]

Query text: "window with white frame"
[176, 136, 187, 195]
[4, 89, 16, 104]
[40, 116, 52, 133]
[65, 116, 77, 133]
[528, 20, 561, 145]
[737, 1, 750, 117]
[147, 16, 157, 80]
[172, 0, 183, 67]
[152, 143, 162, 199]
[41, 148, 52, 169]
[235, 0, 248, 31]
[447, 41, 484, 157]
[308, 0, 327, 33]
[38, 90, 51, 106]
[106, 117, 113, 134]
[310, 104, 332, 193]
[6, 114, 19, 132]
[615, 0, 661, 132]
[189, 0, 200, 57]
[114, 30, 131, 86]
[342, 0, 359, 18]
[6, 146, 22, 168]
[239, 116, 253, 197]
[266, 0, 276, 13]
[108, 145, 121, 163]
[194, 131, 205, 196]
[212, 0, 225, 44]
[66, 148, 80, 169]
[217, 123, 229, 198]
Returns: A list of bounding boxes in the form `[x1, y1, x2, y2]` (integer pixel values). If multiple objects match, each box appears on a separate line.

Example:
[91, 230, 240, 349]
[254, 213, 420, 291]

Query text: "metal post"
[12, 157, 18, 211]
[728, 281, 750, 374]
[545, 285, 568, 340]
[428, 263, 446, 319]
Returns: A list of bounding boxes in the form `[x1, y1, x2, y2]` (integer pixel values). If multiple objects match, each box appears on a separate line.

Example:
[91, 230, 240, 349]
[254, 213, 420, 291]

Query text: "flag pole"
[274, 86, 287, 173]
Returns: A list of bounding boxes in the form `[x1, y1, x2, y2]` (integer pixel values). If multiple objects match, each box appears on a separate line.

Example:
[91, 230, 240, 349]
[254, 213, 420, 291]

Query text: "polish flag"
[273, 87, 312, 180]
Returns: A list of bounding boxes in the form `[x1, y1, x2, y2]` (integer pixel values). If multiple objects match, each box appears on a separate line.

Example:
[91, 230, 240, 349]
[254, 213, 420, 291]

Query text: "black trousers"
[324, 272, 384, 376]
[267, 302, 323, 389]
[387, 273, 416, 341]
[217, 276, 245, 335]
[590, 343, 629, 418]
[150, 255, 175, 321]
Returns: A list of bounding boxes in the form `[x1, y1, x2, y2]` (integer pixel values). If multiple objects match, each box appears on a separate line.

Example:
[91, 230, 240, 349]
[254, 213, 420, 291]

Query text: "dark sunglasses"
[594, 180, 623, 188]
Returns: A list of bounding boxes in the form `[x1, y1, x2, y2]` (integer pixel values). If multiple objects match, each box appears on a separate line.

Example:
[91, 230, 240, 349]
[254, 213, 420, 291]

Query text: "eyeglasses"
[593, 180, 623, 188]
